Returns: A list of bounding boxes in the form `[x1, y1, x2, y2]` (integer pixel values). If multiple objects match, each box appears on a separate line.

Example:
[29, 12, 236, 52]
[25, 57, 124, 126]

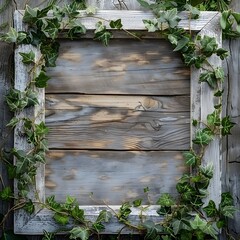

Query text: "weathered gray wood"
[224, 1, 240, 235]
[45, 150, 187, 204]
[13, 10, 45, 229]
[45, 95, 190, 150]
[13, 10, 224, 235]
[0, 0, 14, 232]
[46, 39, 190, 95]
[190, 13, 222, 206]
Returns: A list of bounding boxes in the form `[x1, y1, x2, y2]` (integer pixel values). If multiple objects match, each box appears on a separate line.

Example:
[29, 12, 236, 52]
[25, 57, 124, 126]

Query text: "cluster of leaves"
[46, 195, 113, 240]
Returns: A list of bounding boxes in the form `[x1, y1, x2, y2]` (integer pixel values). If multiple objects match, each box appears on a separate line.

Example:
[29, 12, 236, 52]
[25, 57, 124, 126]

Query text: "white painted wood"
[14, 11, 45, 232]
[14, 10, 223, 234]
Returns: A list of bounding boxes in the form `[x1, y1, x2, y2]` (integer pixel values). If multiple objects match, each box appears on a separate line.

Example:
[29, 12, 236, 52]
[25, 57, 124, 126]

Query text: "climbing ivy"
[0, 0, 238, 239]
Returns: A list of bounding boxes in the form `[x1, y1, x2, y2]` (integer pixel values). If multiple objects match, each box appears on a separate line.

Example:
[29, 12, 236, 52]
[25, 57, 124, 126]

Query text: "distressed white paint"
[14, 10, 222, 234]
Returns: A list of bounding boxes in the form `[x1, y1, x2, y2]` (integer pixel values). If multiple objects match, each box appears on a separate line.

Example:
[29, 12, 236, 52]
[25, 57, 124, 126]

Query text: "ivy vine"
[0, 0, 238, 239]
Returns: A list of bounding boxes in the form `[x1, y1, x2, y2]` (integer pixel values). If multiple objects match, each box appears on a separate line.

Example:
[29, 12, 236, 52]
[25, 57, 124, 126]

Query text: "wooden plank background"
[0, 0, 239, 238]
[45, 38, 190, 204]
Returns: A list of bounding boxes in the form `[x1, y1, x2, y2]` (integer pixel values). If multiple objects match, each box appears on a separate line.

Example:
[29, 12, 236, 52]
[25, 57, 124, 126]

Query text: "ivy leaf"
[110, 19, 123, 29]
[184, 4, 200, 19]
[23, 5, 38, 23]
[0, 27, 18, 43]
[118, 202, 132, 220]
[156, 193, 175, 206]
[35, 121, 49, 136]
[19, 50, 35, 64]
[94, 22, 112, 46]
[200, 36, 218, 57]
[26, 90, 39, 106]
[232, 12, 240, 24]
[199, 164, 214, 179]
[69, 227, 90, 240]
[192, 119, 198, 127]
[203, 200, 218, 217]
[220, 11, 231, 29]
[71, 206, 84, 221]
[190, 215, 207, 230]
[221, 116, 235, 136]
[207, 110, 221, 127]
[35, 71, 51, 88]
[183, 53, 198, 66]
[172, 219, 191, 235]
[173, 36, 189, 52]
[199, 71, 217, 88]
[23, 199, 35, 214]
[92, 222, 105, 232]
[142, 220, 162, 240]
[192, 129, 214, 145]
[7, 164, 17, 179]
[183, 151, 198, 166]
[6, 117, 19, 128]
[96, 210, 112, 223]
[0, 187, 13, 201]
[44, 52, 59, 67]
[143, 19, 158, 32]
[137, 0, 151, 9]
[220, 192, 234, 208]
[53, 213, 69, 225]
[41, 18, 60, 39]
[163, 8, 180, 28]
[214, 90, 224, 97]
[133, 199, 142, 207]
[33, 151, 46, 164]
[68, 24, 86, 39]
[216, 48, 229, 60]
[214, 67, 224, 82]
[220, 206, 236, 218]
[202, 224, 218, 239]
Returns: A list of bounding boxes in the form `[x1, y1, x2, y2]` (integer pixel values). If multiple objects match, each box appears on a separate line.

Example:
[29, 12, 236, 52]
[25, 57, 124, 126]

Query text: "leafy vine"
[0, 0, 238, 239]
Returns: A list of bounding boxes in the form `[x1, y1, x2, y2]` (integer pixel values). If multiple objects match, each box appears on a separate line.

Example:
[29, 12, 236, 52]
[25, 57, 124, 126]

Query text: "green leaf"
[168, 34, 178, 45]
[220, 192, 234, 207]
[144, 186, 149, 193]
[163, 8, 180, 28]
[23, 199, 35, 214]
[142, 220, 162, 240]
[42, 230, 55, 240]
[183, 151, 198, 166]
[0, 187, 13, 201]
[23, 5, 38, 23]
[7, 164, 17, 179]
[207, 110, 221, 127]
[199, 71, 217, 89]
[172, 219, 191, 235]
[216, 48, 229, 60]
[214, 90, 224, 97]
[232, 12, 240, 24]
[221, 116, 235, 136]
[199, 164, 214, 179]
[46, 195, 61, 211]
[65, 195, 76, 205]
[53, 213, 69, 225]
[200, 35, 218, 57]
[220, 11, 231, 29]
[190, 215, 207, 230]
[193, 129, 214, 145]
[41, 18, 60, 39]
[0, 27, 18, 43]
[202, 224, 218, 239]
[173, 36, 189, 52]
[214, 67, 225, 82]
[118, 202, 132, 220]
[33, 151, 46, 164]
[221, 206, 236, 218]
[26, 90, 39, 107]
[110, 19, 123, 29]
[96, 210, 112, 223]
[68, 24, 86, 39]
[69, 227, 90, 240]
[143, 19, 158, 32]
[203, 200, 218, 217]
[19, 50, 35, 64]
[35, 71, 51, 88]
[156, 193, 175, 206]
[35, 121, 49, 136]
[92, 222, 105, 232]
[137, 0, 151, 9]
[184, 4, 200, 19]
[6, 117, 19, 128]
[133, 199, 142, 207]
[192, 119, 198, 127]
[71, 206, 84, 221]
[94, 22, 112, 46]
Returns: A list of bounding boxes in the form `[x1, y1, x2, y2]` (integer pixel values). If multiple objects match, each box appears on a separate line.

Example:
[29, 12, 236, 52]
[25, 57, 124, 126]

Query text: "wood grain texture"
[46, 39, 190, 95]
[45, 150, 187, 205]
[46, 94, 190, 150]
[224, 0, 240, 233]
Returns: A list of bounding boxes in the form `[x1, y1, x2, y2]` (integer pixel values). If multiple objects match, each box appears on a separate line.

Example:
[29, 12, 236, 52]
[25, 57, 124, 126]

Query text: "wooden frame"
[14, 10, 222, 234]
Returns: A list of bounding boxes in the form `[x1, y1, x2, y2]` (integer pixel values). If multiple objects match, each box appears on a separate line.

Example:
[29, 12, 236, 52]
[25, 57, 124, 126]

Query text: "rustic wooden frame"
[14, 10, 222, 234]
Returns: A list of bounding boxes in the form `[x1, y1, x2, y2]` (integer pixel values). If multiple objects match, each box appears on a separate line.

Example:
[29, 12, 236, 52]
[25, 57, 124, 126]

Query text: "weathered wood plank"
[45, 95, 190, 150]
[46, 39, 190, 95]
[45, 150, 187, 204]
